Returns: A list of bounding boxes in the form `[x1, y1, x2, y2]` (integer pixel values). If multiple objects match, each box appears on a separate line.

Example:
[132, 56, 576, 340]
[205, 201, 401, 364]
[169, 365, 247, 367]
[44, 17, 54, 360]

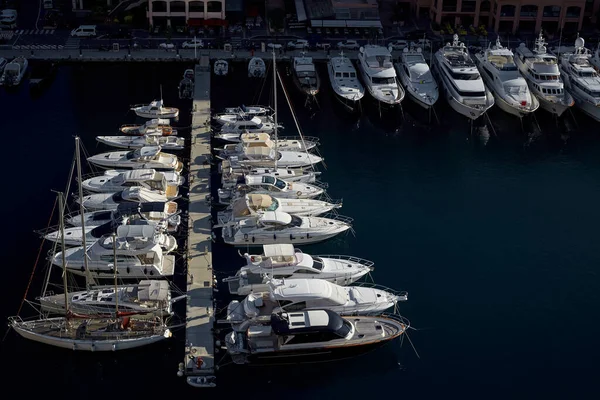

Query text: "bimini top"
[119, 169, 160, 182]
[116, 224, 156, 239]
[263, 243, 295, 258]
[138, 280, 170, 301]
[270, 309, 344, 334]
[258, 211, 292, 225]
[271, 279, 347, 304]
[240, 132, 272, 145]
[136, 146, 161, 158]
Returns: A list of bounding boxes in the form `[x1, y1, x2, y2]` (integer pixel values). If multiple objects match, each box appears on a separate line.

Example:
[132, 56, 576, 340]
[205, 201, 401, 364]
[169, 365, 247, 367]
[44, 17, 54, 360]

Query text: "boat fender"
[307, 233, 310, 239]
[244, 233, 249, 241]
[273, 234, 276, 240]
[250, 256, 256, 262]
[196, 357, 204, 369]
[81, 266, 85, 272]
[252, 236, 255, 243]
[290, 234, 293, 240]
[144, 268, 148, 275]
[297, 191, 302, 197]
[127, 267, 130, 274]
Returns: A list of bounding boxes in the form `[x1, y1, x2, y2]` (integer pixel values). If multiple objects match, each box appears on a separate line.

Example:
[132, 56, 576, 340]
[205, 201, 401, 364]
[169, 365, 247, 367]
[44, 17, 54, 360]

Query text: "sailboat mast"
[272, 50, 278, 170]
[112, 232, 118, 317]
[75, 136, 92, 289]
[58, 191, 69, 316]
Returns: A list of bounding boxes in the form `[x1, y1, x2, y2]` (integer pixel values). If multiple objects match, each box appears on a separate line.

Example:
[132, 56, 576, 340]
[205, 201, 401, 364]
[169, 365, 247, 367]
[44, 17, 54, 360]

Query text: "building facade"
[147, 0, 226, 27]
[408, 0, 600, 34]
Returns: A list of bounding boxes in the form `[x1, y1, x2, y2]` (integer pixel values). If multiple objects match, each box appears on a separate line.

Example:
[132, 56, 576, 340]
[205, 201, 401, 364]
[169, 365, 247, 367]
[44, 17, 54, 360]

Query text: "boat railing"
[349, 281, 408, 300]
[377, 312, 411, 328]
[313, 180, 329, 189]
[277, 135, 320, 145]
[321, 213, 354, 225]
[313, 254, 375, 268]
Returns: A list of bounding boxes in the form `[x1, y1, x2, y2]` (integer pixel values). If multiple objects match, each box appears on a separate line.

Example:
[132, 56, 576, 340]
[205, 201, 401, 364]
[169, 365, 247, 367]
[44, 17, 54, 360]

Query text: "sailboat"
[8, 137, 173, 351]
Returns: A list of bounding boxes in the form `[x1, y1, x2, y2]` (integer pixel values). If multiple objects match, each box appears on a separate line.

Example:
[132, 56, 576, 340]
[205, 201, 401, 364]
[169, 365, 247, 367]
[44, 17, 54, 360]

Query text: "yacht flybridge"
[357, 45, 405, 106]
[432, 34, 494, 120]
[555, 36, 600, 121]
[87, 146, 183, 172]
[474, 37, 539, 117]
[395, 46, 438, 109]
[514, 32, 574, 116]
[327, 51, 365, 110]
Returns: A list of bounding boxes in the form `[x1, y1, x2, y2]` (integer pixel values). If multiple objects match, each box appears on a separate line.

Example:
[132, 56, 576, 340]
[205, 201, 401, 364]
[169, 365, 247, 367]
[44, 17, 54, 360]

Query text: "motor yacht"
[217, 174, 324, 205]
[0, 56, 27, 86]
[248, 57, 267, 78]
[292, 54, 320, 96]
[77, 187, 174, 211]
[213, 116, 281, 142]
[131, 99, 179, 119]
[96, 134, 185, 150]
[395, 46, 439, 109]
[87, 146, 183, 172]
[327, 51, 365, 111]
[119, 119, 175, 136]
[81, 169, 184, 195]
[357, 45, 404, 106]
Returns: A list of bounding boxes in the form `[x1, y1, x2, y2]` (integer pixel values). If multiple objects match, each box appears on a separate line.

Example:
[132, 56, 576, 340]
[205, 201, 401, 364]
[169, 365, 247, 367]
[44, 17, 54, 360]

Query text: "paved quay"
[182, 56, 216, 388]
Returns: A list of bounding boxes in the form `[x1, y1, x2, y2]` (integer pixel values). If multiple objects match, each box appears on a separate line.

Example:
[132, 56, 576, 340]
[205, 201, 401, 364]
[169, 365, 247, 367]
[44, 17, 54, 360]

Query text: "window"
[206, 1, 222, 13]
[188, 1, 204, 12]
[283, 301, 307, 311]
[566, 6, 581, 18]
[520, 5, 538, 17]
[170, 1, 185, 12]
[543, 6, 560, 18]
[500, 5, 516, 17]
[152, 1, 167, 12]
[372, 76, 396, 84]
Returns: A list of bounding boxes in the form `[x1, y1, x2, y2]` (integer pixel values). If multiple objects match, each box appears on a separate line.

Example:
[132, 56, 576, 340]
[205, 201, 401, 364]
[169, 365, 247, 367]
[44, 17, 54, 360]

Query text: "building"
[295, 0, 384, 30]
[147, 0, 227, 28]
[413, 0, 599, 34]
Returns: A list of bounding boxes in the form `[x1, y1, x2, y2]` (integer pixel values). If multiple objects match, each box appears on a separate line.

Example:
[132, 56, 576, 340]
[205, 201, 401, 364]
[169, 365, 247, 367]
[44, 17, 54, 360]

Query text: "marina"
[3, 33, 600, 398]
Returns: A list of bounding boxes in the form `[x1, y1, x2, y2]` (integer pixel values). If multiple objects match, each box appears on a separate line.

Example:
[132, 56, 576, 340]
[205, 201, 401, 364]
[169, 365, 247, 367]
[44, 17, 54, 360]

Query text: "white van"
[70, 25, 97, 37]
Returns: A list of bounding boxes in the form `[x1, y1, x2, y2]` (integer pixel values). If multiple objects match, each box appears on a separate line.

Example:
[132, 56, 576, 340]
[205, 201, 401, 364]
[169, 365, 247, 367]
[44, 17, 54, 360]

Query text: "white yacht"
[327, 52, 365, 110]
[214, 59, 228, 76]
[514, 32, 574, 116]
[223, 244, 373, 295]
[120, 119, 175, 136]
[131, 99, 179, 119]
[213, 106, 272, 125]
[394, 46, 439, 109]
[292, 54, 320, 96]
[39, 280, 177, 318]
[217, 174, 324, 205]
[474, 37, 539, 117]
[77, 187, 173, 211]
[215, 132, 318, 154]
[555, 36, 600, 121]
[216, 193, 341, 225]
[432, 34, 494, 120]
[44, 221, 177, 251]
[357, 45, 405, 106]
[81, 169, 184, 195]
[53, 234, 176, 279]
[96, 134, 185, 150]
[87, 146, 183, 172]
[66, 201, 181, 232]
[213, 116, 281, 142]
[248, 57, 266, 78]
[0, 56, 27, 86]
[219, 211, 352, 247]
[220, 160, 321, 185]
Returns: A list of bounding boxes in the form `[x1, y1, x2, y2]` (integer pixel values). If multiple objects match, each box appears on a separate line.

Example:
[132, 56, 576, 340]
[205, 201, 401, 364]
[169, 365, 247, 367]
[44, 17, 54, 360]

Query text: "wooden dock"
[183, 55, 216, 387]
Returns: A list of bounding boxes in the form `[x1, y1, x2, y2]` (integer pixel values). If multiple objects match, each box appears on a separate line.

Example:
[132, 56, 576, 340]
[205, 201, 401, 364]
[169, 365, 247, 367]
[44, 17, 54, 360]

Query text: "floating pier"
[182, 55, 216, 387]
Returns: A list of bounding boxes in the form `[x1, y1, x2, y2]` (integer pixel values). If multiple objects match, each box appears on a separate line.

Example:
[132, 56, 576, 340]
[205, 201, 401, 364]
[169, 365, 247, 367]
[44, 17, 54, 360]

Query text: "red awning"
[187, 18, 204, 27]
[246, 6, 259, 17]
[204, 18, 228, 27]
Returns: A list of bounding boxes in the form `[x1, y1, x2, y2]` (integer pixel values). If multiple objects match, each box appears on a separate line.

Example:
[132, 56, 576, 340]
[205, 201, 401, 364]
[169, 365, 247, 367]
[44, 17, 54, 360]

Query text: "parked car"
[159, 42, 175, 49]
[388, 40, 409, 50]
[337, 40, 359, 50]
[316, 42, 331, 50]
[267, 43, 282, 50]
[410, 38, 431, 49]
[286, 39, 309, 50]
[181, 39, 204, 48]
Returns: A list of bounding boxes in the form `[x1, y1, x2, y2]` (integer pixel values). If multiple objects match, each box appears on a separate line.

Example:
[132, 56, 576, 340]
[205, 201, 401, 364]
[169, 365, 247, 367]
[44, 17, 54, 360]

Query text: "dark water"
[2, 60, 600, 398]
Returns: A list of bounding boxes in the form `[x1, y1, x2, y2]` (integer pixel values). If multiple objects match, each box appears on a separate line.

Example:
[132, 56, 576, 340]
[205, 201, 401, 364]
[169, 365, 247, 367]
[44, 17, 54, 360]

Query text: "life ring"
[196, 357, 204, 368]
[250, 256, 256, 262]
[296, 191, 302, 197]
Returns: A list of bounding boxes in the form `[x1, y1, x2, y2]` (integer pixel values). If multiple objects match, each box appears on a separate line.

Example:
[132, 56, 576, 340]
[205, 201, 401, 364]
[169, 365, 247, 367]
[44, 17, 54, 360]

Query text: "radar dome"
[575, 37, 585, 48]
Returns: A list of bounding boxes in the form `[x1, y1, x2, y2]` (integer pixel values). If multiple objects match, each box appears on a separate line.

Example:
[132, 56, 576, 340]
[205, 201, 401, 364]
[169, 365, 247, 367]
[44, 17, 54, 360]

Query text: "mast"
[272, 49, 278, 170]
[57, 191, 69, 316]
[112, 232, 118, 317]
[75, 136, 92, 289]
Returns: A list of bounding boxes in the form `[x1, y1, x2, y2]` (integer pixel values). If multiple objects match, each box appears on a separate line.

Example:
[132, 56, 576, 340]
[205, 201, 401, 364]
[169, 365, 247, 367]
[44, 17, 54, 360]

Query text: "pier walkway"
[183, 56, 216, 387]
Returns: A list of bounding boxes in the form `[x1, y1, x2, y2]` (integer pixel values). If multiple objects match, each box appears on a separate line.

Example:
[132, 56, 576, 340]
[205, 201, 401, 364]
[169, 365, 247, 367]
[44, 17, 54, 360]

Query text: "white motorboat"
[214, 59, 229, 76]
[292, 54, 320, 96]
[220, 160, 321, 185]
[215, 132, 318, 153]
[187, 376, 216, 388]
[224, 309, 408, 365]
[223, 244, 373, 295]
[87, 146, 183, 172]
[248, 57, 266, 78]
[96, 134, 185, 150]
[395, 46, 439, 109]
[81, 169, 184, 195]
[474, 37, 539, 117]
[226, 279, 405, 326]
[39, 280, 179, 318]
[178, 77, 194, 99]
[554, 36, 600, 121]
[514, 32, 574, 116]
[431, 34, 495, 120]
[131, 99, 179, 119]
[66, 201, 181, 232]
[357, 45, 405, 106]
[217, 174, 325, 205]
[53, 234, 176, 279]
[216, 193, 341, 225]
[213, 116, 281, 142]
[0, 56, 27, 86]
[219, 211, 352, 247]
[327, 52, 365, 110]
[44, 220, 177, 251]
[77, 187, 173, 211]
[213, 106, 272, 125]
[119, 119, 175, 136]
[214, 133, 322, 169]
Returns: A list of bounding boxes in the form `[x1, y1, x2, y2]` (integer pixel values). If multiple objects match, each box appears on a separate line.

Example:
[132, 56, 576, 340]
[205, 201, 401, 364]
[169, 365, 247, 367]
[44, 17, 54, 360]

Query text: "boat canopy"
[138, 280, 169, 301]
[116, 224, 156, 239]
[259, 211, 292, 225]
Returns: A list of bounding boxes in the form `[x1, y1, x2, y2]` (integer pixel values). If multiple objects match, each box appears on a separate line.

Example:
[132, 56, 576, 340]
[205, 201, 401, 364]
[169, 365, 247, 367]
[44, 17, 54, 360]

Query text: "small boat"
[327, 51, 365, 110]
[120, 119, 175, 136]
[187, 376, 216, 388]
[81, 168, 184, 194]
[213, 116, 281, 142]
[77, 187, 174, 210]
[220, 160, 321, 185]
[223, 244, 373, 295]
[219, 211, 352, 247]
[215, 132, 318, 154]
[87, 146, 183, 172]
[292, 54, 320, 96]
[224, 309, 408, 365]
[131, 99, 179, 119]
[248, 57, 266, 78]
[96, 134, 185, 150]
[183, 69, 194, 81]
[0, 56, 28, 86]
[213, 105, 272, 125]
[214, 59, 228, 76]
[217, 174, 325, 205]
[178, 78, 193, 99]
[395, 46, 439, 109]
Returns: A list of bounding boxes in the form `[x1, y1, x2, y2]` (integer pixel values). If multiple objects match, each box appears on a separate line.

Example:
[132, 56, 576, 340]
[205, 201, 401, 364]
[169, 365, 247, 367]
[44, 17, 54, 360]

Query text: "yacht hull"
[537, 95, 571, 116]
[223, 231, 347, 247]
[492, 91, 539, 117]
[575, 98, 600, 121]
[133, 110, 179, 119]
[292, 73, 321, 97]
[66, 262, 175, 279]
[96, 136, 185, 150]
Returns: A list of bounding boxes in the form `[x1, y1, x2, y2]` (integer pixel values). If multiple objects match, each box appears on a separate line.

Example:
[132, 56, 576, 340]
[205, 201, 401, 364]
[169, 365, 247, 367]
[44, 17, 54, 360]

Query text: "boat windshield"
[335, 320, 353, 338]
[274, 178, 287, 190]
[90, 221, 116, 238]
[91, 210, 113, 221]
[126, 151, 136, 160]
[488, 54, 518, 71]
[112, 192, 124, 202]
[372, 76, 396, 85]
